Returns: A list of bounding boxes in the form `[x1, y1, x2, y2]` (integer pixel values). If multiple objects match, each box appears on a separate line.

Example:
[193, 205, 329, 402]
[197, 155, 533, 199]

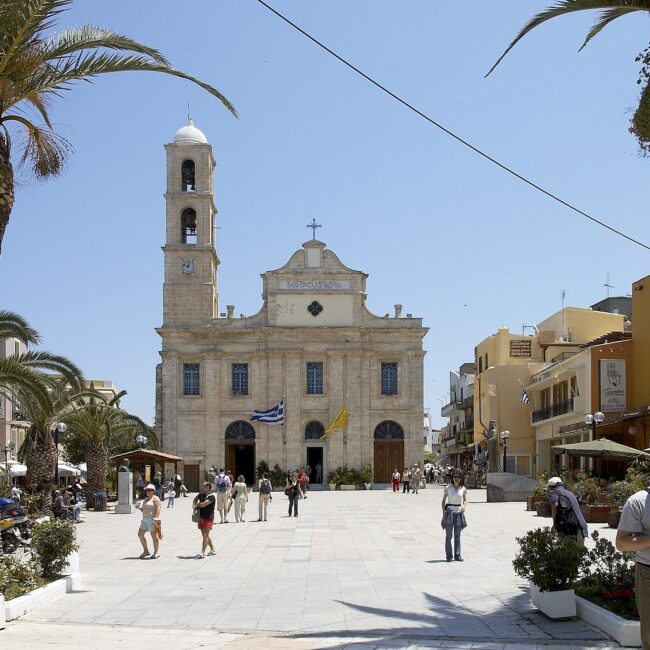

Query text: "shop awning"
[551, 437, 650, 461]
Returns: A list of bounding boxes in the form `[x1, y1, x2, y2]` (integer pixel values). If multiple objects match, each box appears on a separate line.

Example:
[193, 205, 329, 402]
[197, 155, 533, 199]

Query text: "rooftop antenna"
[187, 101, 191, 121]
[604, 272, 614, 298]
[562, 289, 566, 338]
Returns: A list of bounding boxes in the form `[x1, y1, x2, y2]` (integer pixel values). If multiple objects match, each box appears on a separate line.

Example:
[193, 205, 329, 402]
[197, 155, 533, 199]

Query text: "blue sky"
[1, 1, 648, 428]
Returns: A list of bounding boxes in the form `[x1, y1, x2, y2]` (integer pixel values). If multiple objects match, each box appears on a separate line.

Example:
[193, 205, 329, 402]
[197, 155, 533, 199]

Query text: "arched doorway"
[373, 420, 405, 483]
[225, 421, 256, 484]
[304, 421, 325, 484]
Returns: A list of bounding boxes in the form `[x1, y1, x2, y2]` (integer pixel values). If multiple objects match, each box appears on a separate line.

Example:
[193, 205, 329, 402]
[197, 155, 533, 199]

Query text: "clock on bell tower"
[162, 120, 219, 326]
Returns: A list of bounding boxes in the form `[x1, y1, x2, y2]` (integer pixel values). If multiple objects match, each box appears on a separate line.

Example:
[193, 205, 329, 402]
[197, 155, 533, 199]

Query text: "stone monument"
[115, 459, 133, 514]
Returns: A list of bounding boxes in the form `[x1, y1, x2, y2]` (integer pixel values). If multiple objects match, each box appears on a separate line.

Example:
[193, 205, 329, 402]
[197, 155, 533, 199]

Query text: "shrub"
[0, 474, 12, 498]
[361, 464, 373, 485]
[0, 556, 46, 600]
[256, 460, 269, 481]
[512, 527, 586, 592]
[575, 531, 637, 619]
[31, 519, 79, 580]
[608, 480, 640, 510]
[268, 464, 285, 488]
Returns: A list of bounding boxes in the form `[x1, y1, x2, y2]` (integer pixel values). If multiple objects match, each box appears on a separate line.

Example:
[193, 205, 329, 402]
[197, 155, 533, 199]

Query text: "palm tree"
[62, 390, 155, 504]
[0, 0, 237, 253]
[486, 1, 650, 153]
[0, 310, 83, 415]
[17, 379, 82, 512]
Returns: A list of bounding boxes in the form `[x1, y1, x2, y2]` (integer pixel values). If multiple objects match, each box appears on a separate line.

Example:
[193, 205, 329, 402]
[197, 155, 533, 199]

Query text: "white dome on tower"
[173, 119, 208, 145]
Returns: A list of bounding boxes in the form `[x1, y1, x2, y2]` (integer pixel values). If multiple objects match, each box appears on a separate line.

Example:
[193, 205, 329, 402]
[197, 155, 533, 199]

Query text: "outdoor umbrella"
[0, 463, 28, 477]
[57, 463, 81, 477]
[551, 438, 650, 461]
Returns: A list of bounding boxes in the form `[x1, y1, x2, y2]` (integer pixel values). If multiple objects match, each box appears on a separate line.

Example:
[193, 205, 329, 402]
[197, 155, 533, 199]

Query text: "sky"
[1, 1, 648, 429]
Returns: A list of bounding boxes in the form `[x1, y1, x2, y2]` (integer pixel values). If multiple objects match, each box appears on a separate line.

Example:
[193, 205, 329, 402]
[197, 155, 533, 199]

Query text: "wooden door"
[374, 441, 404, 483]
[183, 464, 200, 492]
[226, 444, 236, 474]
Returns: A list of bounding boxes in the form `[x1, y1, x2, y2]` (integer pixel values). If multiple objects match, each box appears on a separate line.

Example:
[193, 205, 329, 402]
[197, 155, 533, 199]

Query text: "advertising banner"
[600, 359, 626, 412]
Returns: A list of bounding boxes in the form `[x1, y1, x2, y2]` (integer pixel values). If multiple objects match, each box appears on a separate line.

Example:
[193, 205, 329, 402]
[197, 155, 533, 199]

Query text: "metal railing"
[532, 398, 574, 423]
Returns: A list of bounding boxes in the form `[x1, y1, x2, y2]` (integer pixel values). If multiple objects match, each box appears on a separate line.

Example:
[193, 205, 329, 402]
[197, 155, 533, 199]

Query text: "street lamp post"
[500, 430, 510, 473]
[584, 411, 605, 439]
[53, 422, 67, 486]
[2, 441, 15, 478]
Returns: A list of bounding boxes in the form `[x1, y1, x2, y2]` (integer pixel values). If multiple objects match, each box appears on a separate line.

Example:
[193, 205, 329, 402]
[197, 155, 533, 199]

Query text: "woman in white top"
[232, 475, 249, 522]
[441, 470, 467, 562]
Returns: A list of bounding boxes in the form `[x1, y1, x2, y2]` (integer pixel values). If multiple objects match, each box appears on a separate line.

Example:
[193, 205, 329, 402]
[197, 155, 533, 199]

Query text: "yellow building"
[473, 308, 626, 477]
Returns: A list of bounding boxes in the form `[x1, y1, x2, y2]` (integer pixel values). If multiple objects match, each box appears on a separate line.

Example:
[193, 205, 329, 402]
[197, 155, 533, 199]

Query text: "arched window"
[181, 208, 197, 244]
[373, 420, 404, 440]
[304, 420, 325, 440]
[225, 421, 256, 440]
[181, 159, 196, 192]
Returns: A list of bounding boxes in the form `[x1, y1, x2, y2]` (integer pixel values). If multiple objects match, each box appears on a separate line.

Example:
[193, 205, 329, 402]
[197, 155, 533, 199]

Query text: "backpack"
[555, 494, 580, 535]
[217, 476, 229, 493]
[260, 479, 272, 495]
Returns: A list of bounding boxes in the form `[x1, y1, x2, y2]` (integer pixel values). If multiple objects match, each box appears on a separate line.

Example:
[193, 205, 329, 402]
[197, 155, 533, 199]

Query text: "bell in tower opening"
[181, 159, 195, 191]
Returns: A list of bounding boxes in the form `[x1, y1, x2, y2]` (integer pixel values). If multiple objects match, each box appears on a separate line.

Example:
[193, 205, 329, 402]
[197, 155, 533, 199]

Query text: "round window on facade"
[307, 301, 323, 317]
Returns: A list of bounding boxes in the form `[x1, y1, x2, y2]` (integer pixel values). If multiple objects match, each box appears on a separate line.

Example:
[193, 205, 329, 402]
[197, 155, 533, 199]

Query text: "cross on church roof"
[306, 218, 321, 240]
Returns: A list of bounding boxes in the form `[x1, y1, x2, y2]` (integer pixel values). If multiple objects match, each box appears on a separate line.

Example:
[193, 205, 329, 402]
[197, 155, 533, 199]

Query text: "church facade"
[155, 121, 428, 490]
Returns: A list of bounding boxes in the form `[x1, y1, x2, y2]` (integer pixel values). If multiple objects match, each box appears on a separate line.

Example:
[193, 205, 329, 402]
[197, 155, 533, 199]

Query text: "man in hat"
[616, 487, 650, 649]
[547, 476, 588, 544]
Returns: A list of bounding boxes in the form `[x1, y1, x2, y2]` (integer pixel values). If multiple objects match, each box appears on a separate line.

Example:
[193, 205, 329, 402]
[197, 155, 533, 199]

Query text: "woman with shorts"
[136, 483, 161, 559]
[193, 481, 216, 558]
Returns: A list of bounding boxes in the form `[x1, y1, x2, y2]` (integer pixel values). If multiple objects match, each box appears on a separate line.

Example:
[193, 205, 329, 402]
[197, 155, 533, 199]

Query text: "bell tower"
[162, 120, 219, 325]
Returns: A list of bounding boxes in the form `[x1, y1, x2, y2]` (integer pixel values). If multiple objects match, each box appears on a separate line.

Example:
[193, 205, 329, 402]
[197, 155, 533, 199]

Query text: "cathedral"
[155, 121, 428, 490]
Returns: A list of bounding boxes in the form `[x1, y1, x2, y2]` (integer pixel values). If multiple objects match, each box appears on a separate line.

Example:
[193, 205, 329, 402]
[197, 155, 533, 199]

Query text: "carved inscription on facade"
[278, 280, 350, 290]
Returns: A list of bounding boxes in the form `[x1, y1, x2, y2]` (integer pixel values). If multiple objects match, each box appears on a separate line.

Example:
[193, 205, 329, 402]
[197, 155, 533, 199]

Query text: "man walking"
[193, 482, 216, 558]
[215, 468, 231, 524]
[257, 472, 272, 521]
[411, 465, 422, 495]
[617, 487, 650, 649]
[546, 476, 588, 544]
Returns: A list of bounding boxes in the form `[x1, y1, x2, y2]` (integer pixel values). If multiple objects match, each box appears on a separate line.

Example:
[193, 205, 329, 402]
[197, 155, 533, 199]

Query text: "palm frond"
[582, 7, 649, 48]
[0, 0, 73, 75]
[486, 1, 650, 77]
[0, 309, 40, 344]
[18, 123, 71, 178]
[44, 25, 170, 66]
[12, 350, 84, 390]
[0, 357, 53, 411]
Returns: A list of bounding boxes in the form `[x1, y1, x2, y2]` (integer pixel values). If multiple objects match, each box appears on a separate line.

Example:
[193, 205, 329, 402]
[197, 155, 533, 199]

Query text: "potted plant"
[608, 478, 642, 528]
[528, 476, 548, 511]
[574, 531, 639, 646]
[513, 526, 586, 619]
[361, 464, 373, 490]
[579, 478, 609, 523]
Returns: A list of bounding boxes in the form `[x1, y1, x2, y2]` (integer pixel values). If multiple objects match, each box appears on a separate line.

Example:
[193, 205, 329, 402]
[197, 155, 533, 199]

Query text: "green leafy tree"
[0, 0, 237, 253]
[487, 1, 650, 153]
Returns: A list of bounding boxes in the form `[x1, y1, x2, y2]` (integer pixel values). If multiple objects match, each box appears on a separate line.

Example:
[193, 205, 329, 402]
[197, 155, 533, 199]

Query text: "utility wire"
[256, 0, 650, 252]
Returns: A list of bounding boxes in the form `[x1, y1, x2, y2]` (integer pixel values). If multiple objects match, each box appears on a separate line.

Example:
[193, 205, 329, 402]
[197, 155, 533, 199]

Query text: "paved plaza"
[1, 486, 635, 649]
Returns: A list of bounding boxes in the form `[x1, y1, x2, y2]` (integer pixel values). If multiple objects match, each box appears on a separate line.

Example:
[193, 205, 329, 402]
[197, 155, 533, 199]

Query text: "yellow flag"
[322, 407, 348, 438]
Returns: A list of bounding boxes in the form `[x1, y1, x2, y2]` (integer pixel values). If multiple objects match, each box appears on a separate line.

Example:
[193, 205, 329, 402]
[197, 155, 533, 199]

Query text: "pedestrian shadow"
[120, 556, 146, 560]
[424, 559, 450, 563]
[285, 589, 609, 649]
[177, 555, 203, 560]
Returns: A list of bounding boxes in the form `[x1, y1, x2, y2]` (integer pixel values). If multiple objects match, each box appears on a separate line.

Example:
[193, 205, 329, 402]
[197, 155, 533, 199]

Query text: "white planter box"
[576, 595, 640, 647]
[0, 594, 5, 630]
[340, 484, 356, 491]
[329, 484, 337, 491]
[530, 582, 576, 619]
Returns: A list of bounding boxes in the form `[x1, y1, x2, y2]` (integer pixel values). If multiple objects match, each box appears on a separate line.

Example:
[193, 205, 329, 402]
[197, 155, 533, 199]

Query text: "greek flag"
[521, 386, 530, 405]
[251, 400, 285, 425]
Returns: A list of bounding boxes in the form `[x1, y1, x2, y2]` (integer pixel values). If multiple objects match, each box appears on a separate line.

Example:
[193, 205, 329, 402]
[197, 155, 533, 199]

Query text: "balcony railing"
[532, 398, 574, 423]
[550, 351, 578, 364]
